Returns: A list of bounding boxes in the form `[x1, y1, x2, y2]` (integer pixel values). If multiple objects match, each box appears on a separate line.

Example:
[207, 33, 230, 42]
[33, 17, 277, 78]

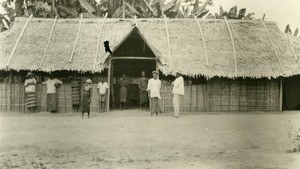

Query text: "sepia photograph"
[0, 0, 300, 168]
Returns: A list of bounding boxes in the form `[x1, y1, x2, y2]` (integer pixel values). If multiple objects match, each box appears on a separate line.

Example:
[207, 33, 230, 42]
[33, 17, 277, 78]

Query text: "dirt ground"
[0, 110, 300, 169]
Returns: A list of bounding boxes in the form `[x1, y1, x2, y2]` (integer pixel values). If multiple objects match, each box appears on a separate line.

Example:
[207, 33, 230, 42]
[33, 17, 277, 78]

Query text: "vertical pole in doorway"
[279, 77, 283, 111]
[206, 77, 210, 112]
[107, 59, 111, 112]
[8, 72, 13, 111]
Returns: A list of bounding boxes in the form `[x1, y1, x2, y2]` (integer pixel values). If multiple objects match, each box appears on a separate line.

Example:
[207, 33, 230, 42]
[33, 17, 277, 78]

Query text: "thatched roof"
[1, 17, 300, 78]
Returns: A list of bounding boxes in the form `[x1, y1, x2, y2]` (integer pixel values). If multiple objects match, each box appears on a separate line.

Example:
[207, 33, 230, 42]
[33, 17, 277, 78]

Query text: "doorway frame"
[106, 56, 159, 112]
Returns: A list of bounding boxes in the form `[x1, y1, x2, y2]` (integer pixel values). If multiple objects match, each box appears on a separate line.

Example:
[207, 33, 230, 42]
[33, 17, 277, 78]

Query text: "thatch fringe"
[69, 13, 83, 63]
[6, 15, 33, 68]
[93, 13, 108, 72]
[261, 19, 284, 75]
[224, 16, 237, 76]
[39, 16, 57, 69]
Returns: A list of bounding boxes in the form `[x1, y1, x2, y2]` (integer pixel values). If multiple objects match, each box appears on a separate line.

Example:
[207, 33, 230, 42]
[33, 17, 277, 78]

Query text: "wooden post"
[287, 34, 297, 61]
[163, 15, 172, 71]
[107, 59, 111, 112]
[261, 19, 284, 75]
[69, 14, 83, 63]
[122, 0, 125, 19]
[206, 78, 210, 112]
[93, 13, 108, 72]
[8, 72, 13, 111]
[194, 15, 208, 66]
[224, 17, 238, 76]
[279, 77, 283, 111]
[40, 16, 58, 69]
[6, 15, 33, 68]
[51, 0, 56, 12]
[110, 59, 115, 108]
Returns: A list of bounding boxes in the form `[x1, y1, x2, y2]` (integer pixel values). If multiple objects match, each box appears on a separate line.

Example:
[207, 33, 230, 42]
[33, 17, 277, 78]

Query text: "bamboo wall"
[161, 78, 280, 112]
[0, 78, 280, 113]
[0, 84, 107, 113]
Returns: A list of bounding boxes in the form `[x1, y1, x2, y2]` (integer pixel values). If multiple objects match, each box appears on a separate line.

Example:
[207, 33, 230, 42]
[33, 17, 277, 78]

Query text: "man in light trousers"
[172, 72, 185, 118]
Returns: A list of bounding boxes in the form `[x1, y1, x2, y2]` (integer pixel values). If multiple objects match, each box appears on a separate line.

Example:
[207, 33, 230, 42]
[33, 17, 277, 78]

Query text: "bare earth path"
[0, 110, 300, 169]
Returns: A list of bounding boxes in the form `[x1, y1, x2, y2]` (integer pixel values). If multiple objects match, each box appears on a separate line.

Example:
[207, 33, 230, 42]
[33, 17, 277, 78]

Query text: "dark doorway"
[109, 27, 157, 109]
[283, 75, 300, 110]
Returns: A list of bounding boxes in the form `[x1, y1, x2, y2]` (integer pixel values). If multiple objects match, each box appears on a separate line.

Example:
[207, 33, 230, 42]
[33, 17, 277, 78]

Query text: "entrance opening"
[109, 27, 157, 109]
[283, 75, 300, 110]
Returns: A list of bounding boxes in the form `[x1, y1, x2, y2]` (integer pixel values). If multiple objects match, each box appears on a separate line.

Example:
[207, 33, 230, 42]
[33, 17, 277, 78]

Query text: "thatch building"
[1, 17, 300, 113]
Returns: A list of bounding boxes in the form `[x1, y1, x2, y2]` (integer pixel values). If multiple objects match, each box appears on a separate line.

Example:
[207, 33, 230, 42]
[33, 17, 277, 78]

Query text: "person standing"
[97, 77, 109, 112]
[147, 71, 162, 116]
[171, 72, 185, 118]
[70, 76, 81, 113]
[119, 74, 129, 110]
[24, 72, 37, 113]
[43, 74, 63, 113]
[81, 79, 93, 119]
[138, 71, 149, 110]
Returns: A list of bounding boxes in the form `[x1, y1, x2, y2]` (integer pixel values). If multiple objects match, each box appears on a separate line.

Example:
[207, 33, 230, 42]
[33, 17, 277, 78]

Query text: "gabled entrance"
[106, 27, 159, 111]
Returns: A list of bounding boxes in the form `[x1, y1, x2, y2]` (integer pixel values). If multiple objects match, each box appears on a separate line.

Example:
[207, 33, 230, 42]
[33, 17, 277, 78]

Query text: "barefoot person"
[138, 71, 149, 110]
[43, 74, 63, 113]
[81, 79, 93, 119]
[119, 74, 129, 110]
[97, 77, 109, 112]
[147, 71, 162, 116]
[24, 72, 37, 113]
[171, 72, 185, 118]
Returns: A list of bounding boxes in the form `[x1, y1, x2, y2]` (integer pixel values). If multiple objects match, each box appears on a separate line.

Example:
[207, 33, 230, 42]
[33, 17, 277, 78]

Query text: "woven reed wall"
[0, 77, 280, 113]
[161, 78, 280, 112]
[0, 84, 105, 113]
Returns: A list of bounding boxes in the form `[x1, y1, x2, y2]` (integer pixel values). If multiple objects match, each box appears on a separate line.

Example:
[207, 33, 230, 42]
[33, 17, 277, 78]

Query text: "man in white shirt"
[172, 72, 185, 118]
[147, 71, 162, 116]
[24, 72, 37, 113]
[97, 77, 109, 112]
[42, 74, 63, 113]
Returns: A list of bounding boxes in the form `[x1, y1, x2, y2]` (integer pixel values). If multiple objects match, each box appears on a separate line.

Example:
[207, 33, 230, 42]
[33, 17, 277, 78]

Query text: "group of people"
[146, 70, 185, 118]
[24, 72, 108, 119]
[24, 69, 185, 118]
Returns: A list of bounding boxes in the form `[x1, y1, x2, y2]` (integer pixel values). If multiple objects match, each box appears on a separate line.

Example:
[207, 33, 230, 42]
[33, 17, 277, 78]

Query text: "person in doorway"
[147, 71, 162, 116]
[81, 79, 93, 119]
[97, 77, 109, 112]
[171, 72, 185, 118]
[138, 71, 149, 110]
[119, 74, 129, 110]
[70, 76, 81, 113]
[24, 72, 37, 113]
[43, 74, 63, 113]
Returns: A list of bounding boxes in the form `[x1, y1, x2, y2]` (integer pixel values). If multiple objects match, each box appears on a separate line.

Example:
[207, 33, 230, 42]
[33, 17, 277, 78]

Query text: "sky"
[207, 0, 300, 32]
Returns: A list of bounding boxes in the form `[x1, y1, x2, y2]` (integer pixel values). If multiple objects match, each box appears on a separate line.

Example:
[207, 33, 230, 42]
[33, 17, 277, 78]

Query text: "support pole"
[206, 78, 210, 112]
[9, 72, 13, 111]
[6, 15, 33, 68]
[163, 15, 172, 71]
[69, 14, 83, 63]
[110, 59, 115, 108]
[122, 0, 125, 19]
[40, 16, 58, 69]
[261, 19, 284, 75]
[287, 34, 297, 61]
[224, 17, 238, 76]
[93, 13, 108, 72]
[107, 59, 111, 112]
[279, 77, 283, 111]
[194, 15, 208, 66]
